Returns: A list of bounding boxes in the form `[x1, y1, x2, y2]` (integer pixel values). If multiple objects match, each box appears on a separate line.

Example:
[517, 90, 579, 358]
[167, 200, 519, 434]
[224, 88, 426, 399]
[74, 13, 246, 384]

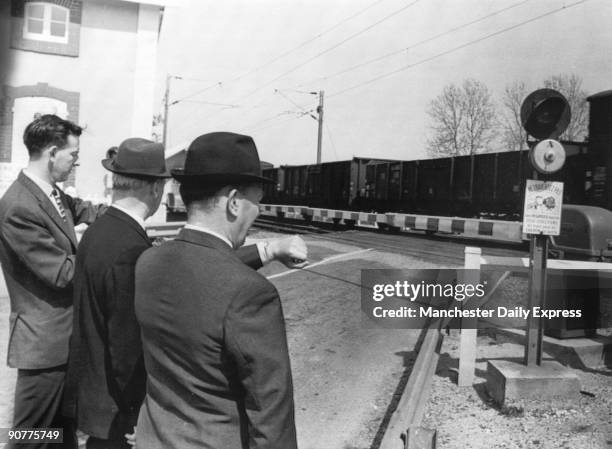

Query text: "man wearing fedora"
[134, 132, 298, 449]
[0, 114, 106, 449]
[66, 137, 305, 449]
[64, 138, 170, 449]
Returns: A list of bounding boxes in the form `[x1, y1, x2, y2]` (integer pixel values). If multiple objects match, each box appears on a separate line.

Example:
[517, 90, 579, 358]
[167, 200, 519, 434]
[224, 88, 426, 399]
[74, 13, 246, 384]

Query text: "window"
[23, 2, 69, 44]
[11, 0, 82, 57]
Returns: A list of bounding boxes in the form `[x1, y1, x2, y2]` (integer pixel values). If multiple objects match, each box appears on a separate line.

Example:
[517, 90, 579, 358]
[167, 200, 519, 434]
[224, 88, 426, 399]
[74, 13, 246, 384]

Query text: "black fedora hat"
[102, 137, 171, 178]
[171, 132, 273, 185]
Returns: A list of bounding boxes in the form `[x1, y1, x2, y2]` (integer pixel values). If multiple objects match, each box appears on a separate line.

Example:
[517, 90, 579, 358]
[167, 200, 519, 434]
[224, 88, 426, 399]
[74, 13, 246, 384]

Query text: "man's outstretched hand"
[268, 235, 308, 268]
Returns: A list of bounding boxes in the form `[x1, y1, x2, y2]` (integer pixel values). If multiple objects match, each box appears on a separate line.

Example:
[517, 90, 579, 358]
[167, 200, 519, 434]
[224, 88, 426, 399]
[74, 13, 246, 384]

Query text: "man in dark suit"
[0, 114, 106, 449]
[135, 132, 298, 449]
[64, 138, 171, 449]
[66, 137, 306, 449]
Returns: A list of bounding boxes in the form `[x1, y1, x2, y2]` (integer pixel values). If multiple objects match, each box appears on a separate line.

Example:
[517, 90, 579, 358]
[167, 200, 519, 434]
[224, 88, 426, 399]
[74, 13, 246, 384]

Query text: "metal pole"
[316, 90, 324, 164]
[524, 234, 547, 366]
[162, 74, 171, 149]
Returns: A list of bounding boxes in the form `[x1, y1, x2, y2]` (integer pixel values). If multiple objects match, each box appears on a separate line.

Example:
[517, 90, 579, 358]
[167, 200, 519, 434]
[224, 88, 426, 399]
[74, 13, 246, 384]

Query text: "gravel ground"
[421, 268, 612, 449]
[422, 329, 612, 449]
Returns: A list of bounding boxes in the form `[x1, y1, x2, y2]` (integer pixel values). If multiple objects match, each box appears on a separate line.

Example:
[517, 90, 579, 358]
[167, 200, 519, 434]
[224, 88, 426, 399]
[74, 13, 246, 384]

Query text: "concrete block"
[544, 333, 612, 369]
[486, 359, 580, 406]
[496, 329, 612, 369]
[405, 426, 437, 449]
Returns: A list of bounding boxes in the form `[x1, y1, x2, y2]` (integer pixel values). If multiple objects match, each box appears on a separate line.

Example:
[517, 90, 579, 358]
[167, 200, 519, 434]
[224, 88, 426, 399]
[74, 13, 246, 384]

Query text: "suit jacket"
[0, 172, 105, 369]
[65, 210, 264, 439]
[134, 229, 297, 449]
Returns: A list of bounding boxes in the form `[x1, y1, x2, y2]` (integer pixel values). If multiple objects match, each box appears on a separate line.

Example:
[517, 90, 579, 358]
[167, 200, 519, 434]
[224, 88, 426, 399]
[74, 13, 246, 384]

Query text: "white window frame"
[22, 2, 70, 44]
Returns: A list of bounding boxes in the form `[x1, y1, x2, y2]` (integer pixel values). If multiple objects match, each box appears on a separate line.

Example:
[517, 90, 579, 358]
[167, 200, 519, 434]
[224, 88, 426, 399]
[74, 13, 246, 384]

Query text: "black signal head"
[520, 88, 571, 140]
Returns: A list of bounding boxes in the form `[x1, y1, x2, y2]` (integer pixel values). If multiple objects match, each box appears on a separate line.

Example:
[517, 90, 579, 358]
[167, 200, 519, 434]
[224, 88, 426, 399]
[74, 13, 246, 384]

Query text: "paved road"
[257, 229, 519, 449]
[0, 229, 526, 448]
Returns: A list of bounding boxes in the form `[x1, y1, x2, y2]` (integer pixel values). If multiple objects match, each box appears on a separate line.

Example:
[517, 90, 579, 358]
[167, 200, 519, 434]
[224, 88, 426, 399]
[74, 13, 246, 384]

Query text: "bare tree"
[427, 79, 496, 157]
[500, 80, 529, 151]
[543, 74, 588, 141]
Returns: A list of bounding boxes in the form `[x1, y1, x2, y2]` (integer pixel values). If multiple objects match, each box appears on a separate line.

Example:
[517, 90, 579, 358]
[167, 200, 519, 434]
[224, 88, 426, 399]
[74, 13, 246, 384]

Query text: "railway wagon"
[261, 142, 590, 219]
[264, 157, 402, 210]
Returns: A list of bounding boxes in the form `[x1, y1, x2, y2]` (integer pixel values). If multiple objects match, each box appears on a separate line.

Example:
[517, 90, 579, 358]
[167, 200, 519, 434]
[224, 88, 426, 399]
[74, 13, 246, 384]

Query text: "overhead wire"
[245, 110, 310, 132]
[166, 0, 590, 148]
[172, 0, 420, 138]
[226, 0, 390, 84]
[171, 81, 223, 106]
[328, 0, 591, 99]
[294, 0, 533, 88]
[250, 113, 309, 135]
[237, 0, 422, 102]
[275, 89, 315, 115]
[171, 0, 390, 105]
[168, 0, 420, 141]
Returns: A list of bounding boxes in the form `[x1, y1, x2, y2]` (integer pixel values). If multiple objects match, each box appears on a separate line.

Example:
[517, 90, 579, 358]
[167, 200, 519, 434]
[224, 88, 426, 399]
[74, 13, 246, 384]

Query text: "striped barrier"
[260, 204, 524, 243]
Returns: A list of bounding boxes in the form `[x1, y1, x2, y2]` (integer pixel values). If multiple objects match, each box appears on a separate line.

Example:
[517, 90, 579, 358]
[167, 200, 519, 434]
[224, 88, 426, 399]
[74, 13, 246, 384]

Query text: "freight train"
[166, 89, 612, 220]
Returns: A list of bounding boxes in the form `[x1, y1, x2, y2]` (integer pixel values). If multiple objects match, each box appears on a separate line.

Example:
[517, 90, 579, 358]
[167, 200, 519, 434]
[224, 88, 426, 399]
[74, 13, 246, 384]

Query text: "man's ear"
[226, 188, 240, 217]
[47, 145, 58, 159]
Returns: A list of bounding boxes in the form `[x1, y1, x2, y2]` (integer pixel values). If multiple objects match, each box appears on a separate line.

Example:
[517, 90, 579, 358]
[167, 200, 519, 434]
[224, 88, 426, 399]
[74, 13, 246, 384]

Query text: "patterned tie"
[51, 188, 67, 222]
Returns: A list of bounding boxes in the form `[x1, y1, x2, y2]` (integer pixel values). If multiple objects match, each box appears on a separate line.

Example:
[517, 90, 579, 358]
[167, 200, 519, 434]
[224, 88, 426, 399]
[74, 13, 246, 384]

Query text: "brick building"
[0, 0, 176, 199]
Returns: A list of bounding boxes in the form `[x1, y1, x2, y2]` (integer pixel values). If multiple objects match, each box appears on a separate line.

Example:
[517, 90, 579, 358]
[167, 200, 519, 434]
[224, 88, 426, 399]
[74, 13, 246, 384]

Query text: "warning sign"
[523, 180, 564, 235]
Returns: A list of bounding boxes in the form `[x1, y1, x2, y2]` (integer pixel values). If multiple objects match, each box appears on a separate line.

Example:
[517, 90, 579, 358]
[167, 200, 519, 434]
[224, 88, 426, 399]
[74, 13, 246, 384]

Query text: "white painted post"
[458, 246, 482, 387]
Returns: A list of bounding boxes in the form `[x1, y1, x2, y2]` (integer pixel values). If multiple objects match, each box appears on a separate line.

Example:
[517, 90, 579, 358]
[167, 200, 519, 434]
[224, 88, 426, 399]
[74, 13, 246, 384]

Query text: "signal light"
[521, 89, 571, 174]
[521, 88, 571, 140]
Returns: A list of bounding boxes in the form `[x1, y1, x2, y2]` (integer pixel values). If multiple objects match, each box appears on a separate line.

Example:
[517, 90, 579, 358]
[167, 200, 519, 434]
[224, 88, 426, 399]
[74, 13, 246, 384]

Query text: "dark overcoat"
[65, 210, 263, 439]
[134, 228, 297, 449]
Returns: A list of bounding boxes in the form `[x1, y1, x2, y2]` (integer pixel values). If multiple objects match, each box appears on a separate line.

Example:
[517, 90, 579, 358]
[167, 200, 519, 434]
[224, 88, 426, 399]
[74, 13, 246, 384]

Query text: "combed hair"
[112, 173, 159, 191]
[23, 114, 83, 156]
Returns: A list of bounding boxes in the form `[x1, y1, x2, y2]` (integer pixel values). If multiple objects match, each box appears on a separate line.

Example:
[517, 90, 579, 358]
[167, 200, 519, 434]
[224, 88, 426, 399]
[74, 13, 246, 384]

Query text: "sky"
[155, 0, 612, 166]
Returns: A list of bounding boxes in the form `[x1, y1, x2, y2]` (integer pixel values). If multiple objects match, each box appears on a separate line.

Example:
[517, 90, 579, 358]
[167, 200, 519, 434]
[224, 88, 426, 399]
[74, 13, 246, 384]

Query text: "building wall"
[2, 0, 161, 199]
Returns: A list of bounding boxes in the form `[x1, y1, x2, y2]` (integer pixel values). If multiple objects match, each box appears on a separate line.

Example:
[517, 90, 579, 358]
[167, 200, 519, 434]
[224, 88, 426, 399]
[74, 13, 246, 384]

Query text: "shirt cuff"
[256, 241, 272, 265]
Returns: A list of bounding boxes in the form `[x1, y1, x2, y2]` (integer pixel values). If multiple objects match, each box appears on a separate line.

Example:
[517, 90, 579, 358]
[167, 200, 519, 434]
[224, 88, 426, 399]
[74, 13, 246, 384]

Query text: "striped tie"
[51, 188, 67, 222]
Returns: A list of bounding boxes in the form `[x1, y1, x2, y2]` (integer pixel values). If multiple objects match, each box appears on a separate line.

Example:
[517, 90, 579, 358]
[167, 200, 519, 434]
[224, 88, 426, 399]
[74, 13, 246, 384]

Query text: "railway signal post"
[483, 89, 581, 407]
[520, 88, 571, 366]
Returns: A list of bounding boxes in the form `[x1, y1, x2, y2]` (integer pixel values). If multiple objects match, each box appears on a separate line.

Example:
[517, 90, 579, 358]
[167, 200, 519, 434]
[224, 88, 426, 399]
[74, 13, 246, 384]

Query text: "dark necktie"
[51, 188, 67, 222]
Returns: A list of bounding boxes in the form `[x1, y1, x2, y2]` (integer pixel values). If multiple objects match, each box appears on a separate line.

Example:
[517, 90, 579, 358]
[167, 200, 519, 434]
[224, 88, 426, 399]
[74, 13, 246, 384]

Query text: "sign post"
[522, 180, 563, 365]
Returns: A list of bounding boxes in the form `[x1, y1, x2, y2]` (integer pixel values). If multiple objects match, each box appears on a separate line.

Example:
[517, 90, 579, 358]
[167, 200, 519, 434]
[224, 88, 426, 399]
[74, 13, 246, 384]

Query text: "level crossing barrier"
[259, 204, 524, 242]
